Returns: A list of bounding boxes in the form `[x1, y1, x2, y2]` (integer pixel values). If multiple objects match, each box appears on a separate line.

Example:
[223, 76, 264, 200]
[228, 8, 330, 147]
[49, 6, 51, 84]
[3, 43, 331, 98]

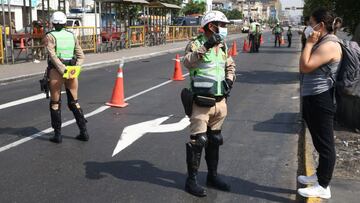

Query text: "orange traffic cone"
[231, 40, 238, 56]
[280, 36, 286, 45]
[172, 54, 185, 81]
[228, 45, 233, 56]
[260, 35, 264, 44]
[106, 61, 128, 108]
[20, 38, 25, 49]
[242, 39, 248, 52]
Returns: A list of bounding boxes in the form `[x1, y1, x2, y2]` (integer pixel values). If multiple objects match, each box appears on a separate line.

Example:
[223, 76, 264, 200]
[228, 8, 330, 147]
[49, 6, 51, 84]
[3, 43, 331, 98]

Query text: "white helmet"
[51, 11, 67, 24]
[201, 11, 230, 27]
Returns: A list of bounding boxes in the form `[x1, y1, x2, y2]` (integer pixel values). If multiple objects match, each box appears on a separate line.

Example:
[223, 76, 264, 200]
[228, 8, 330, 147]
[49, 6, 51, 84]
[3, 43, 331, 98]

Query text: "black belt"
[214, 96, 225, 102]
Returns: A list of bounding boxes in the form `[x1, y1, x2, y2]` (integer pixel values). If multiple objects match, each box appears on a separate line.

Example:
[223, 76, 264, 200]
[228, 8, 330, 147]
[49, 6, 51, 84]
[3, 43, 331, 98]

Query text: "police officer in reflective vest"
[182, 10, 236, 197]
[44, 11, 89, 143]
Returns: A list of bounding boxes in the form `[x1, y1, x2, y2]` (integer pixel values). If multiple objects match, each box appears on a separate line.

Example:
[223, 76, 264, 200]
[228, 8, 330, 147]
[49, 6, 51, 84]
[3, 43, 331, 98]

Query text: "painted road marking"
[0, 92, 65, 110]
[0, 73, 189, 153]
[112, 115, 190, 157]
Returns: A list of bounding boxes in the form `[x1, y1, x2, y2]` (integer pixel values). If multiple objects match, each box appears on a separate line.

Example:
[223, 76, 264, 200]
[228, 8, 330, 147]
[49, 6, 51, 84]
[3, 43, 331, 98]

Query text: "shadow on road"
[253, 113, 301, 134]
[0, 126, 80, 142]
[84, 160, 296, 202]
[0, 126, 48, 141]
[236, 70, 298, 85]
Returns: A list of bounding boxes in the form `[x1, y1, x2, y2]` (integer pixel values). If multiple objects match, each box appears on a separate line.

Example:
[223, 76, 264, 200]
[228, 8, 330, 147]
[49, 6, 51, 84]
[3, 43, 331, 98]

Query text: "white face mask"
[218, 27, 228, 40]
[304, 23, 321, 38]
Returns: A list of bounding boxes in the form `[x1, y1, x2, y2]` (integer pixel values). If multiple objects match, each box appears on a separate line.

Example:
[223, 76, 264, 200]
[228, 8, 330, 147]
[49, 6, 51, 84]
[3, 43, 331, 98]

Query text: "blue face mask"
[218, 27, 228, 40]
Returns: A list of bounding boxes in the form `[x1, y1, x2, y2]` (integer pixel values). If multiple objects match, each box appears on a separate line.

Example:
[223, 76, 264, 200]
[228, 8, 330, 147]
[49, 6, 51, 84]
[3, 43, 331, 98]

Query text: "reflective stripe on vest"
[50, 30, 75, 60]
[190, 35, 227, 96]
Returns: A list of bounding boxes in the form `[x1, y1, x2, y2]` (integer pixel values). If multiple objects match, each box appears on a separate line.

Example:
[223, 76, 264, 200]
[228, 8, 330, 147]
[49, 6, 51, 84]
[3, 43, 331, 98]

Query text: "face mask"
[218, 27, 228, 40]
[304, 23, 321, 38]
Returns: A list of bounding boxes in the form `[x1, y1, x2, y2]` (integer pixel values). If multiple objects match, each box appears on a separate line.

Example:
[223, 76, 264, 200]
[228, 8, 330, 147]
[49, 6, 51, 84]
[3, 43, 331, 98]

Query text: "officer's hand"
[226, 79, 233, 89]
[204, 33, 222, 49]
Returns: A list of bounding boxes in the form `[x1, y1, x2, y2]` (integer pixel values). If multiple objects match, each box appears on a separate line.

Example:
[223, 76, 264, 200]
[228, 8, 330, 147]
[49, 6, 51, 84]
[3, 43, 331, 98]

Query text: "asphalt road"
[0, 33, 302, 202]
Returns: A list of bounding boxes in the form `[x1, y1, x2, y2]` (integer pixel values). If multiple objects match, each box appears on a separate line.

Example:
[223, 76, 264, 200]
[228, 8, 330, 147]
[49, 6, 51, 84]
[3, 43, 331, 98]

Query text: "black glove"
[204, 33, 222, 49]
[226, 79, 233, 89]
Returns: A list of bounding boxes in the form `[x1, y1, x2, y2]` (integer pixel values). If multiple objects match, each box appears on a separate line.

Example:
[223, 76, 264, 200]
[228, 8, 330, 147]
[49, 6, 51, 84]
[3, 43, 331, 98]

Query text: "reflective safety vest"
[274, 26, 282, 34]
[190, 35, 227, 96]
[49, 29, 75, 60]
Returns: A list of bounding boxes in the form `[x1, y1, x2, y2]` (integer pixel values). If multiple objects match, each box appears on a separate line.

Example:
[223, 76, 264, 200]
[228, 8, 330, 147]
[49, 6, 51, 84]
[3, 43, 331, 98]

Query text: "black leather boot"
[185, 143, 207, 197]
[50, 107, 62, 143]
[205, 143, 230, 191]
[71, 107, 89, 141]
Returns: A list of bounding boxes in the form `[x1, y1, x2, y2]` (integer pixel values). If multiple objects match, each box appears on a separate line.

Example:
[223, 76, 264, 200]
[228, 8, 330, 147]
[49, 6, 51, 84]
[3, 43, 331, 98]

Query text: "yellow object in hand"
[63, 66, 82, 79]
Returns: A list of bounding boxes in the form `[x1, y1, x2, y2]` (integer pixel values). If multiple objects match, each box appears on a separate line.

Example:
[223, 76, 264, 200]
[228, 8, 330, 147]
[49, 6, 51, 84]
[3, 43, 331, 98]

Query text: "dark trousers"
[287, 35, 292, 47]
[302, 89, 336, 188]
[274, 34, 281, 47]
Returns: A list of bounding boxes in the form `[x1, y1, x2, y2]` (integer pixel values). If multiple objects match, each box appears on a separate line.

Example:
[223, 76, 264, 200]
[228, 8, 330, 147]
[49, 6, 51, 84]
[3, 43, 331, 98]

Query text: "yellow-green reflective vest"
[190, 35, 227, 96]
[49, 29, 75, 60]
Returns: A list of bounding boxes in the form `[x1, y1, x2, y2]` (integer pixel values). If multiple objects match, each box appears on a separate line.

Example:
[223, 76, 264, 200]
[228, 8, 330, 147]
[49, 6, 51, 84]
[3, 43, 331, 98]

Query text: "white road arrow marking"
[112, 115, 190, 157]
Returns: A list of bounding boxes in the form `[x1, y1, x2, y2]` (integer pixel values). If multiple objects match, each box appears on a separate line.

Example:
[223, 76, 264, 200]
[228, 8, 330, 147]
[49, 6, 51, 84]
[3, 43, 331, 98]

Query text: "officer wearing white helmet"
[182, 10, 236, 197]
[43, 11, 88, 143]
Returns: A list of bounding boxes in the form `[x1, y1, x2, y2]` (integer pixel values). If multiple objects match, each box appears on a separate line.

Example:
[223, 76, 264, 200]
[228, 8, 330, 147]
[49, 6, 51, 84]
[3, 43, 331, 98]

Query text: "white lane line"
[0, 74, 189, 153]
[0, 92, 65, 110]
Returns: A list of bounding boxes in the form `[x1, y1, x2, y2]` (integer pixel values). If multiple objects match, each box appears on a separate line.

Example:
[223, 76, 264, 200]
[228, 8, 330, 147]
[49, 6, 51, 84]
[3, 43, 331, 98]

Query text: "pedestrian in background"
[272, 23, 283, 47]
[182, 10, 236, 197]
[45, 11, 89, 143]
[298, 7, 342, 199]
[287, 25, 293, 48]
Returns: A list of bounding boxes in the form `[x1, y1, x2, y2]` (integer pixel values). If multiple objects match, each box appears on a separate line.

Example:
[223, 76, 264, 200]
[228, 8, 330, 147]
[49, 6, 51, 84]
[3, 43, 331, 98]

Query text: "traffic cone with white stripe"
[106, 60, 128, 108]
[172, 54, 185, 81]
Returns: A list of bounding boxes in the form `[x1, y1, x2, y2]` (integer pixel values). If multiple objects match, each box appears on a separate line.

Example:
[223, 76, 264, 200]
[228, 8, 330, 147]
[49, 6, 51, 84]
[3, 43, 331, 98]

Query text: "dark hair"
[203, 21, 220, 32]
[311, 7, 336, 32]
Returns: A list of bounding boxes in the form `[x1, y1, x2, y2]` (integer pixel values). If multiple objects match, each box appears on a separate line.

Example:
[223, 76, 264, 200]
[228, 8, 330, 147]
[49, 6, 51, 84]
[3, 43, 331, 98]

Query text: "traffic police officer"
[272, 23, 284, 47]
[45, 11, 89, 143]
[182, 10, 236, 197]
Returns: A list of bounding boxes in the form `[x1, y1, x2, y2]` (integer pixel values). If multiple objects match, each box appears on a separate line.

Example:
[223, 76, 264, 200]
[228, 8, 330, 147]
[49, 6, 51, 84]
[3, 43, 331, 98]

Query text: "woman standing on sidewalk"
[298, 7, 342, 199]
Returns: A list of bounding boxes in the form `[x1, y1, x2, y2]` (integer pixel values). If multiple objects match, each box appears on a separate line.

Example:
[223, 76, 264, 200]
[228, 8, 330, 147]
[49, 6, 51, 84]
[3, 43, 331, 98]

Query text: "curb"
[303, 125, 323, 203]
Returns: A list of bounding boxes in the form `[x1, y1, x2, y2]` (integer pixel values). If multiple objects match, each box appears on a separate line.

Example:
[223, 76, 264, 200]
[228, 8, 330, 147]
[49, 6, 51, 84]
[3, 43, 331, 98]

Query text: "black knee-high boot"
[66, 89, 89, 141]
[205, 130, 230, 191]
[185, 134, 207, 197]
[50, 101, 62, 143]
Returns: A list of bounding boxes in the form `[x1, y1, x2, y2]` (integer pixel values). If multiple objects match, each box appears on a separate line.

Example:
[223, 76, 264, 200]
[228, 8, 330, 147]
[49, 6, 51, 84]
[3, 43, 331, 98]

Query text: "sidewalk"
[0, 34, 245, 83]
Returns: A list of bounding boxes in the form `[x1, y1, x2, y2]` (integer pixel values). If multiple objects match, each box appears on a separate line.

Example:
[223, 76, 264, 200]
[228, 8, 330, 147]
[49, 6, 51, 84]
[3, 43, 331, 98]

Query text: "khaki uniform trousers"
[190, 98, 227, 135]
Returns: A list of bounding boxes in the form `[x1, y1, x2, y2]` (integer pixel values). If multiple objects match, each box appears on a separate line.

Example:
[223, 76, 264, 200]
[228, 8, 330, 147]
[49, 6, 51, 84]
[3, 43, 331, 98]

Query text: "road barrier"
[129, 26, 145, 48]
[67, 26, 96, 53]
[0, 27, 4, 64]
[166, 26, 200, 43]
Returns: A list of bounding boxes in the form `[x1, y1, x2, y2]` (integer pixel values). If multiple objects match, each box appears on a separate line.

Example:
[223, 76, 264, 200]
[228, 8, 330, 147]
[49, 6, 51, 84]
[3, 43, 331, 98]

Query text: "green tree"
[219, 9, 243, 20]
[303, 0, 360, 35]
[181, 1, 206, 15]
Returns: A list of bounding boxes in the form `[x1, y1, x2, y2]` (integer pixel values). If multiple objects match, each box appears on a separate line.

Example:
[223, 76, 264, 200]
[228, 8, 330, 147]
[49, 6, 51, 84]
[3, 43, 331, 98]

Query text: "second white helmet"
[51, 11, 67, 24]
[201, 11, 230, 27]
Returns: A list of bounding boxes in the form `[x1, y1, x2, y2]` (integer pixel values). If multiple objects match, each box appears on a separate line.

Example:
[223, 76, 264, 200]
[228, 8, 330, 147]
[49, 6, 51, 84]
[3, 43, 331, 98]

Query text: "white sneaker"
[33, 59, 40, 63]
[298, 183, 331, 199]
[297, 173, 318, 185]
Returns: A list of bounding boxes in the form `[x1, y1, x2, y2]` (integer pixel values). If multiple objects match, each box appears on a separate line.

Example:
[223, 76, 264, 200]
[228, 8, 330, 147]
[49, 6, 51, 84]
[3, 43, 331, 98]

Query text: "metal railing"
[66, 26, 96, 53]
[128, 26, 145, 48]
[166, 26, 201, 43]
[0, 27, 4, 64]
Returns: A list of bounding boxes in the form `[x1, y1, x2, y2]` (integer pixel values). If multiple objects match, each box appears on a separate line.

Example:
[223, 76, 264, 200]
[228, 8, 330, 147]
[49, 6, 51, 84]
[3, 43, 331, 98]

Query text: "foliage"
[218, 9, 243, 20]
[181, 1, 206, 15]
[303, 0, 360, 35]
